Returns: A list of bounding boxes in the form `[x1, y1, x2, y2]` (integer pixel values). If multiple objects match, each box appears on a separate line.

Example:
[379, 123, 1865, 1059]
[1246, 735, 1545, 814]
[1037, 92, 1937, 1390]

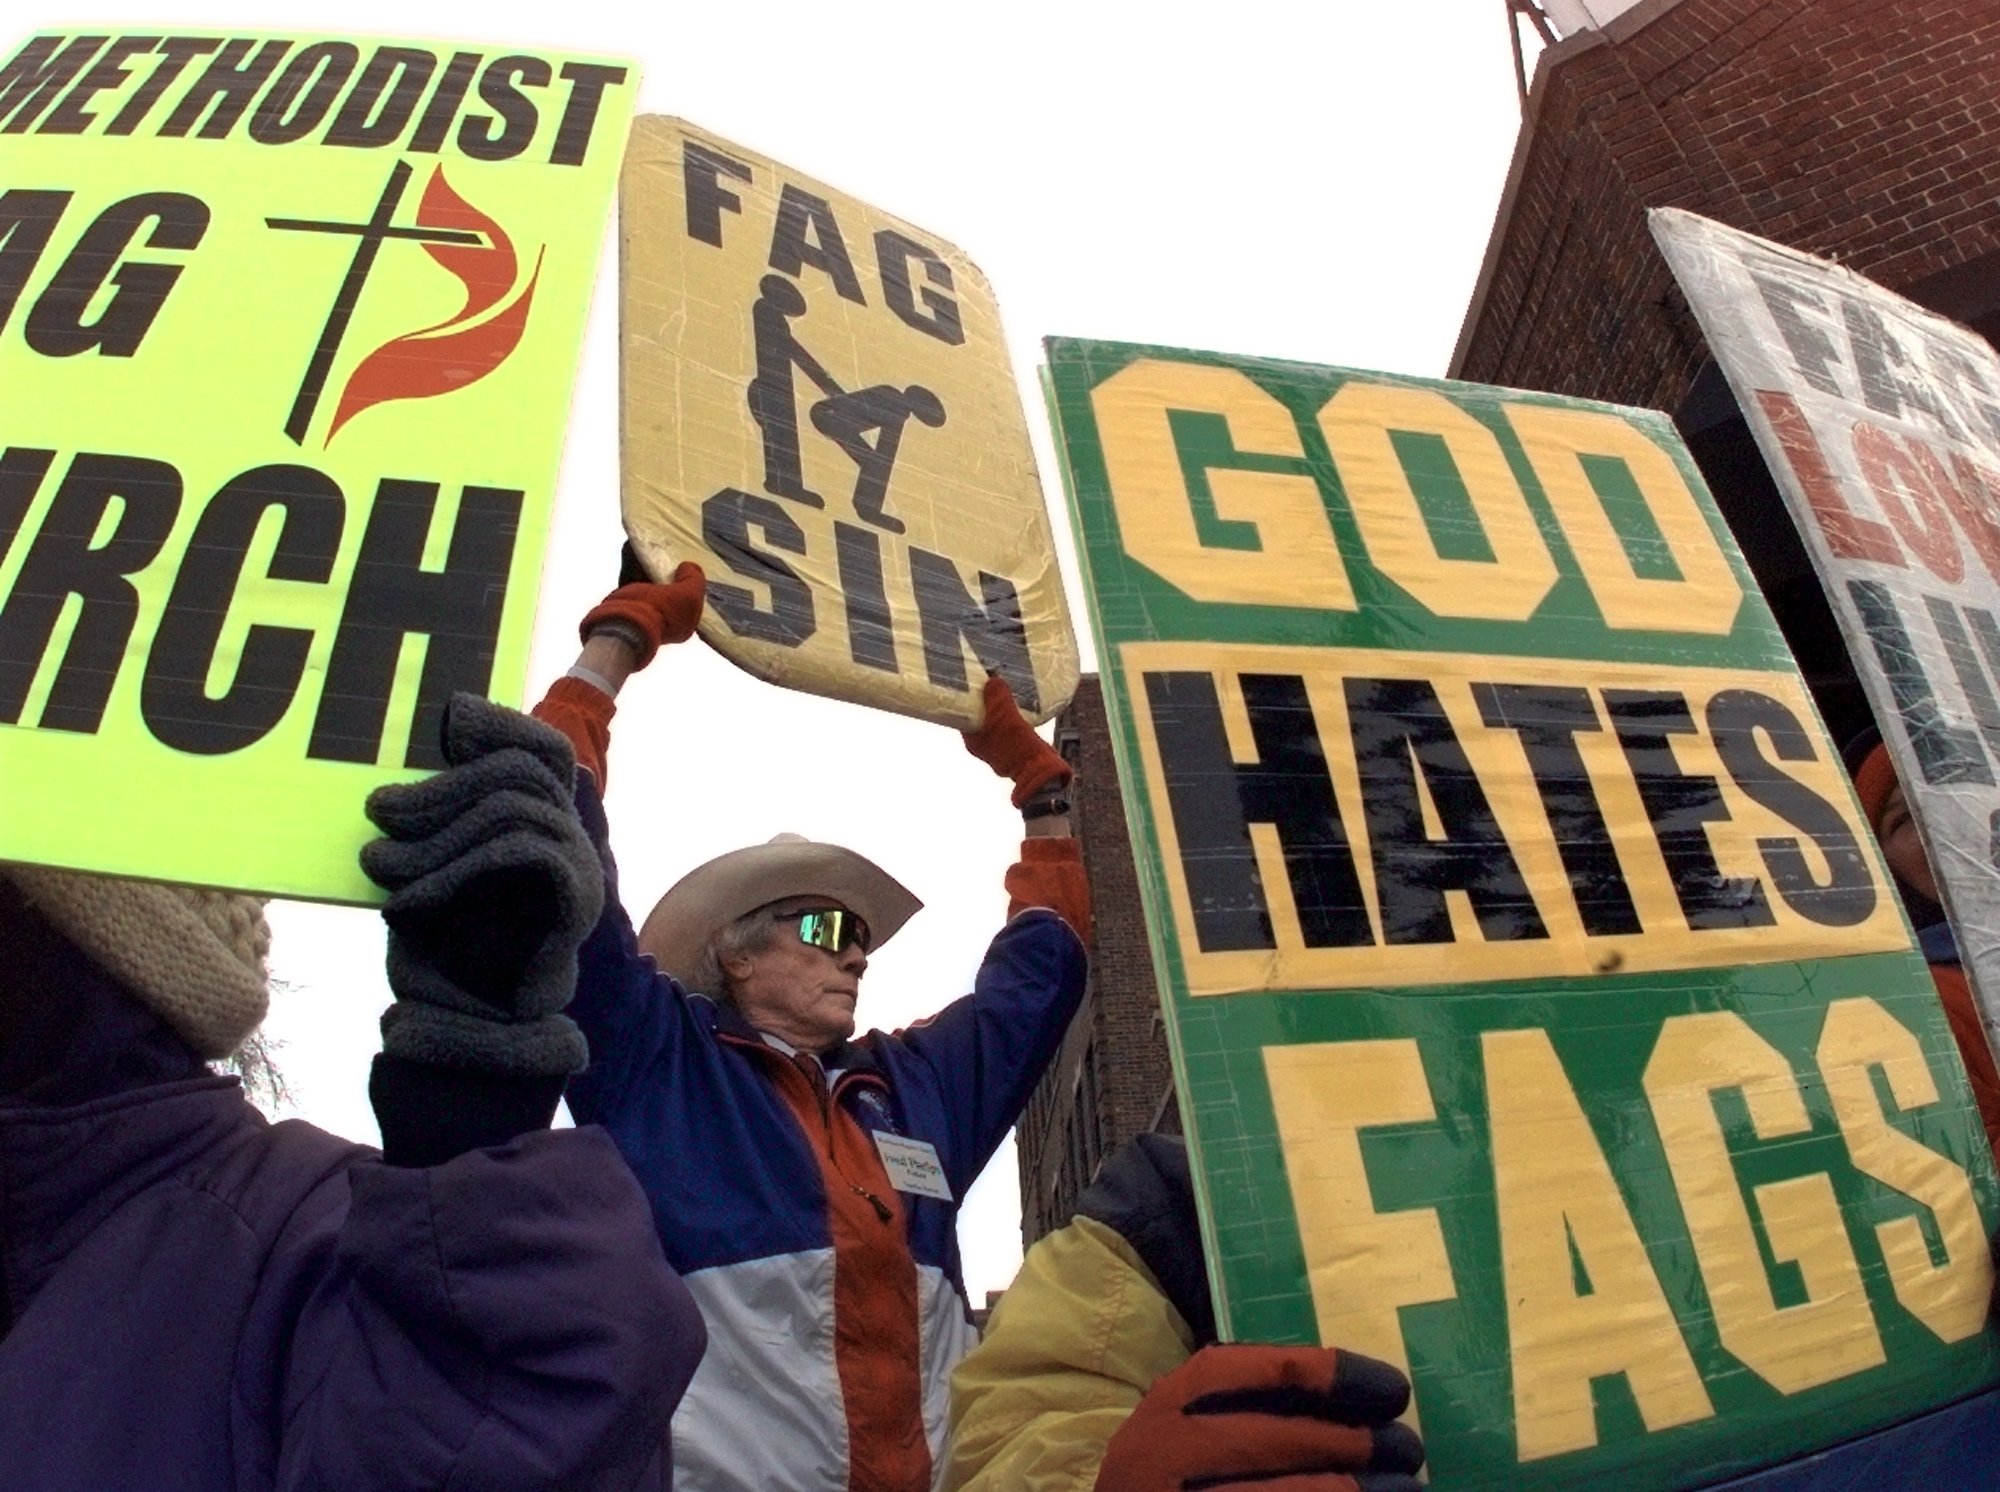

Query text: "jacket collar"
[1, 896, 256, 1312]
[709, 998, 885, 1081]
[3, 885, 210, 1105]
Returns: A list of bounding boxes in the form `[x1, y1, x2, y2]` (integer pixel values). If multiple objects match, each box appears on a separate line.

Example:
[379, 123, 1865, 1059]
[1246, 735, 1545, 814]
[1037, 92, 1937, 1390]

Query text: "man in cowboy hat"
[637, 832, 922, 1057]
[531, 560, 1091, 1492]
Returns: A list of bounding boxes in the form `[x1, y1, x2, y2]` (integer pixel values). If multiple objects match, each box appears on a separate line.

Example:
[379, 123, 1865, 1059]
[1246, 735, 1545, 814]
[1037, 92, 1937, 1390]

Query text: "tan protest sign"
[619, 116, 1077, 727]
[0, 31, 635, 902]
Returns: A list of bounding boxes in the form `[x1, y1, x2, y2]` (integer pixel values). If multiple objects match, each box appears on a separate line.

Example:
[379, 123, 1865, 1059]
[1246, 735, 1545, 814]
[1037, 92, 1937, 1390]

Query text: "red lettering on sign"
[1754, 390, 1900, 565]
[1944, 451, 2000, 586]
[1853, 422, 1962, 584]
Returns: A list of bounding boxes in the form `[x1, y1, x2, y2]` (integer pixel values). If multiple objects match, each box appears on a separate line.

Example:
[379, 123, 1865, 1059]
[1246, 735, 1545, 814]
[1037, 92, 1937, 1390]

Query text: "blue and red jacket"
[564, 777, 1089, 1491]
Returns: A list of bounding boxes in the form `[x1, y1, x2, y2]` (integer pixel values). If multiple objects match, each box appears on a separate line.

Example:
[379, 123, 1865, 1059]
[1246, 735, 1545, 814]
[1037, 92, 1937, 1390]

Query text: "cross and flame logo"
[267, 161, 542, 446]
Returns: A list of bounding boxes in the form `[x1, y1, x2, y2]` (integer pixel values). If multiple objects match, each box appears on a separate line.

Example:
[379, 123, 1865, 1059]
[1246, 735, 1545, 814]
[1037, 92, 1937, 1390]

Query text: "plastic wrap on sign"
[618, 116, 1077, 728]
[1044, 337, 2000, 1491]
[0, 32, 636, 903]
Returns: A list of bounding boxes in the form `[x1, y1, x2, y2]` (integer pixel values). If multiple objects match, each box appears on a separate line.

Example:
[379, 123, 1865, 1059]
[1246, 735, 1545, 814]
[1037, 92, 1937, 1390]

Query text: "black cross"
[267, 160, 486, 445]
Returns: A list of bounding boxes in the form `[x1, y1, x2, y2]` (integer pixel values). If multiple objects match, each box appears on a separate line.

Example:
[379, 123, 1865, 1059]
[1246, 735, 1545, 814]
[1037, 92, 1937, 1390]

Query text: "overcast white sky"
[19, 1, 1545, 1295]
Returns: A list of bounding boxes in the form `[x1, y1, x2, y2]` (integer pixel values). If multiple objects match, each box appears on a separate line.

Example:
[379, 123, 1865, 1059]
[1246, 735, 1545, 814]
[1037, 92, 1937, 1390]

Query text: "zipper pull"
[854, 1184, 891, 1223]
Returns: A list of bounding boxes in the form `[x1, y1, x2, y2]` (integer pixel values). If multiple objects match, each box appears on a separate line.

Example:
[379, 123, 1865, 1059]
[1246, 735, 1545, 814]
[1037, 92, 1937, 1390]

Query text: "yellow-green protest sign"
[0, 31, 635, 903]
[619, 116, 1078, 728]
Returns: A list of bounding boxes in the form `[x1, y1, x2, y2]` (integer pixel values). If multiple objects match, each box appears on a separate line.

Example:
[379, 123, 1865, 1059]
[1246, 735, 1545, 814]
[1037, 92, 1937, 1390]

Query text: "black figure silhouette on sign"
[748, 274, 840, 508]
[746, 273, 948, 533]
[809, 384, 947, 535]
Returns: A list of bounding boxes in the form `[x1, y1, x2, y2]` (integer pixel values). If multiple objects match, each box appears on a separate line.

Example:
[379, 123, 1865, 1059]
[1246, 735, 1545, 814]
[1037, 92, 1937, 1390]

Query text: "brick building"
[1012, 676, 1176, 1246]
[1462, 0, 2000, 409]
[1461, 0, 2000, 739]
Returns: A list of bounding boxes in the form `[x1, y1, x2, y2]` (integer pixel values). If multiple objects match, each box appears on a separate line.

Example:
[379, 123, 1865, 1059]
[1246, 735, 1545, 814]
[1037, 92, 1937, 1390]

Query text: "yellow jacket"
[946, 1136, 1206, 1491]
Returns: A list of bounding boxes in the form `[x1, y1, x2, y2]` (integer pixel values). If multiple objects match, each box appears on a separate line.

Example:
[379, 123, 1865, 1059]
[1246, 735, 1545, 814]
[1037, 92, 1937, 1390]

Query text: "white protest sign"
[1653, 207, 2000, 1043]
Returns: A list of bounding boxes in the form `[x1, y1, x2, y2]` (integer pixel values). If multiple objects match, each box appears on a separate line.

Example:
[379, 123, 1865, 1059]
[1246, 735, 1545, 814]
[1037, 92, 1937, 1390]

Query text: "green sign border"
[1044, 336, 2000, 1490]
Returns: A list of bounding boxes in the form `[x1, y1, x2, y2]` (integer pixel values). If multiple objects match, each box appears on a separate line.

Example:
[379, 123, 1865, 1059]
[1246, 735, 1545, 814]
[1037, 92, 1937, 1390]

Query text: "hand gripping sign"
[1652, 208, 2000, 1069]
[0, 31, 635, 902]
[618, 116, 1078, 729]
[1045, 338, 2000, 1491]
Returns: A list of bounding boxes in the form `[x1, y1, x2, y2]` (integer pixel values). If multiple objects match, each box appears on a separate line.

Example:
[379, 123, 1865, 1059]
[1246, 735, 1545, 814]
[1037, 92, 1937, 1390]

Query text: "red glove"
[578, 560, 705, 670]
[1005, 837, 1092, 944]
[962, 676, 1069, 807]
[1095, 1345, 1424, 1492]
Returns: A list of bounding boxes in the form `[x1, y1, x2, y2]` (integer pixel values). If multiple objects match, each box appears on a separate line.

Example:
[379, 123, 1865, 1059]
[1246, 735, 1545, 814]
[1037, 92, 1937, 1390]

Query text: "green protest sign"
[1043, 337, 2000, 1488]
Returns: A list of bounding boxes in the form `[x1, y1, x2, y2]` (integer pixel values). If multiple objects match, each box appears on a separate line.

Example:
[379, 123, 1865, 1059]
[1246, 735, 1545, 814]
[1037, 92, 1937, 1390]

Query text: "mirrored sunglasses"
[781, 908, 872, 955]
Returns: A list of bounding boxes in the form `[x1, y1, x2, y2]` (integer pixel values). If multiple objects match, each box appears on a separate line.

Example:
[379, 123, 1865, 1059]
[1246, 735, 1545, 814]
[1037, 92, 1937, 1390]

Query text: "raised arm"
[302, 691, 707, 1491]
[889, 679, 1093, 1190]
[961, 675, 1092, 943]
[360, 693, 603, 1164]
[531, 554, 706, 788]
[527, 557, 711, 1121]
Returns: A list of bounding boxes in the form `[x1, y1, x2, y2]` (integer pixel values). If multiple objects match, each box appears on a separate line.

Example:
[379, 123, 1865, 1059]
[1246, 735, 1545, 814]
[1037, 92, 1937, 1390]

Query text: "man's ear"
[722, 953, 755, 983]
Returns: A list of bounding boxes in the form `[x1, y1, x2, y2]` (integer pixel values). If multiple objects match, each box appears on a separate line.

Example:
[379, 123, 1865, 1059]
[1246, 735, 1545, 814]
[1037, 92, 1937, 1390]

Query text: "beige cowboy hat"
[638, 833, 922, 989]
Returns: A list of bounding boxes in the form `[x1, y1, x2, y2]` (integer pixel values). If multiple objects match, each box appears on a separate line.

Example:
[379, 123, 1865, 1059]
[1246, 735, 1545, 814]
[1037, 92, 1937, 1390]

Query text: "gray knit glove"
[360, 693, 602, 1078]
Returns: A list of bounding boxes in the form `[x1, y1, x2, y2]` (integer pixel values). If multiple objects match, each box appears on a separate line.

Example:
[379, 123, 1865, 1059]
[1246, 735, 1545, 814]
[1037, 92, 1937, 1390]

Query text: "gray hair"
[691, 905, 783, 1002]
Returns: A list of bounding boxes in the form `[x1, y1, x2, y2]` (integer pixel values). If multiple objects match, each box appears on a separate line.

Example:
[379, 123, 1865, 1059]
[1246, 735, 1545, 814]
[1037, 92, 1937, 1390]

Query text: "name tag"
[873, 1132, 953, 1201]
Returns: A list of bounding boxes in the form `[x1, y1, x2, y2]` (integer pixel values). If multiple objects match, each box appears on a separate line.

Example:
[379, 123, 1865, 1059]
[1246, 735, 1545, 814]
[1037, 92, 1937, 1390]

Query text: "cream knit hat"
[3, 864, 271, 1059]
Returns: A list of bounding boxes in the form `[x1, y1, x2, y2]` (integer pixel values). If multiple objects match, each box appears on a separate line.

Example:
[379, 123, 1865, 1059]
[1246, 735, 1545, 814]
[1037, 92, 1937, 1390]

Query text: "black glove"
[360, 694, 605, 1164]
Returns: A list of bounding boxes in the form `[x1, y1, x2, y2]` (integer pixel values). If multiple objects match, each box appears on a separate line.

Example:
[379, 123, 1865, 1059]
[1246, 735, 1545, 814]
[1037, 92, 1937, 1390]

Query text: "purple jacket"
[0, 922, 707, 1492]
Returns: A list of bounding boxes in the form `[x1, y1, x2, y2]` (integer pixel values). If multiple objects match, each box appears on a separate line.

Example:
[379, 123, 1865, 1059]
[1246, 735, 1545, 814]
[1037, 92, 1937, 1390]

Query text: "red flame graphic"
[326, 166, 543, 443]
